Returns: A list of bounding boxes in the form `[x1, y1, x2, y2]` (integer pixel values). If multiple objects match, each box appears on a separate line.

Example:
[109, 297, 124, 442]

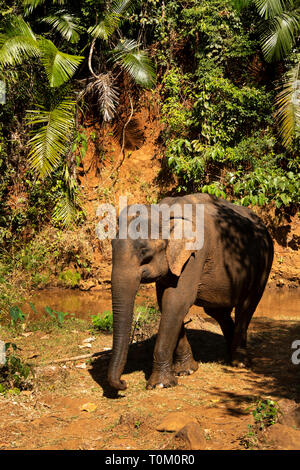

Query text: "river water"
[22, 286, 300, 322]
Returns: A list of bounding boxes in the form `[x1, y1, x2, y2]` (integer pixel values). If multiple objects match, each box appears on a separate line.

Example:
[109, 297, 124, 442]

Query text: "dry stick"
[88, 38, 98, 79]
[130, 312, 141, 345]
[37, 321, 193, 366]
[37, 350, 112, 366]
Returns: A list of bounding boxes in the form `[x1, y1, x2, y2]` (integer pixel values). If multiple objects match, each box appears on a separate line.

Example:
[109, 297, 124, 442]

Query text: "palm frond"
[274, 60, 300, 147]
[42, 11, 82, 43]
[254, 0, 289, 19]
[233, 0, 294, 17]
[38, 38, 84, 87]
[52, 192, 78, 227]
[23, 0, 67, 11]
[26, 98, 76, 179]
[112, 39, 156, 88]
[88, 0, 134, 40]
[79, 74, 120, 121]
[88, 17, 119, 41]
[1, 15, 36, 38]
[260, 10, 300, 61]
[232, 0, 253, 12]
[0, 35, 40, 65]
[0, 16, 39, 66]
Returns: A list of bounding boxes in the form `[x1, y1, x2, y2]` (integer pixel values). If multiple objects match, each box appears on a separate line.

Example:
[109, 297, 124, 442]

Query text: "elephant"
[107, 193, 274, 391]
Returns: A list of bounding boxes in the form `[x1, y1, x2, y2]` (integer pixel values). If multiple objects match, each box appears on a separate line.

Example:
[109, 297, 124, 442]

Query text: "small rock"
[279, 407, 300, 429]
[266, 423, 300, 450]
[175, 423, 207, 450]
[36, 366, 58, 378]
[79, 344, 92, 349]
[156, 412, 198, 432]
[75, 363, 87, 369]
[79, 279, 97, 291]
[80, 402, 98, 413]
[83, 337, 96, 343]
[277, 398, 297, 415]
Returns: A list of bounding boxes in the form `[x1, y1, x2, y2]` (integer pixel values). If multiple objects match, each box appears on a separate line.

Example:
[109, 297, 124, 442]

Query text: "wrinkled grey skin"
[107, 194, 274, 391]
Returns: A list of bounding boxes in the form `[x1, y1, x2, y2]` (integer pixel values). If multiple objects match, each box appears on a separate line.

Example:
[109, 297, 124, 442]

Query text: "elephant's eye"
[141, 253, 152, 265]
[140, 248, 153, 264]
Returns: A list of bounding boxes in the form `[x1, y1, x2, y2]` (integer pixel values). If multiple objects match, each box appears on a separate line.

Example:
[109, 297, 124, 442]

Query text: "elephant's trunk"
[107, 267, 140, 390]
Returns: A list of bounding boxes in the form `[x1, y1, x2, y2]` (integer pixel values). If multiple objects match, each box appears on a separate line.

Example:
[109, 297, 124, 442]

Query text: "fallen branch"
[36, 349, 112, 366]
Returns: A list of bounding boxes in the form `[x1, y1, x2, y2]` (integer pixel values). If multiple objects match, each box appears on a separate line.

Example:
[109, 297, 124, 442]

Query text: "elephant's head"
[107, 202, 197, 390]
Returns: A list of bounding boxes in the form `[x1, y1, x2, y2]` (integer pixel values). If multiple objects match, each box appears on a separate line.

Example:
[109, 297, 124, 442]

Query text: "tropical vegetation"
[0, 0, 299, 313]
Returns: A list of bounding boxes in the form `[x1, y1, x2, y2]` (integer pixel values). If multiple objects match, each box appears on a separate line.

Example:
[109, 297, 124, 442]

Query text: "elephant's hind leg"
[204, 307, 234, 359]
[230, 298, 257, 368]
[173, 325, 198, 376]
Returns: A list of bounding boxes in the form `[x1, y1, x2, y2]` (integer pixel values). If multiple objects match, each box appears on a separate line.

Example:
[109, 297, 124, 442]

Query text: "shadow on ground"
[89, 317, 300, 406]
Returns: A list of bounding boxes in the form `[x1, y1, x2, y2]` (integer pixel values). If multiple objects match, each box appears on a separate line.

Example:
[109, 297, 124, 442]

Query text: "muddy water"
[22, 286, 300, 322]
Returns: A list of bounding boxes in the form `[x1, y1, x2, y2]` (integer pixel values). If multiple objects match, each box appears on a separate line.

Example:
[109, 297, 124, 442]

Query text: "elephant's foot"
[173, 355, 198, 376]
[146, 370, 178, 390]
[231, 348, 251, 368]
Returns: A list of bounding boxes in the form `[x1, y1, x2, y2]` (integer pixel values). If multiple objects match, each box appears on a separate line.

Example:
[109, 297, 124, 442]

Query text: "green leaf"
[0, 16, 40, 66]
[52, 193, 78, 228]
[88, 0, 133, 40]
[26, 98, 76, 179]
[42, 11, 82, 43]
[45, 306, 55, 318]
[38, 38, 83, 87]
[9, 306, 26, 324]
[261, 11, 300, 62]
[23, 0, 67, 12]
[274, 61, 300, 148]
[112, 39, 156, 88]
[254, 0, 288, 19]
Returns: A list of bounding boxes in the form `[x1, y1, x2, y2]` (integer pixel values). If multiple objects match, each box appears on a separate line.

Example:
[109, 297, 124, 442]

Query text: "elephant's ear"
[166, 219, 196, 277]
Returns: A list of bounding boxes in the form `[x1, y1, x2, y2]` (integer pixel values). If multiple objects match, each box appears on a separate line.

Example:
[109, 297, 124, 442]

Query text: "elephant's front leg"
[173, 325, 198, 376]
[146, 287, 193, 390]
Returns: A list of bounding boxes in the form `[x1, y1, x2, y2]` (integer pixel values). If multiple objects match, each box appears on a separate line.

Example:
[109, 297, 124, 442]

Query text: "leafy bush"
[58, 269, 81, 288]
[9, 306, 26, 327]
[134, 305, 159, 329]
[242, 398, 282, 449]
[251, 399, 281, 430]
[92, 311, 114, 332]
[91, 305, 160, 334]
[0, 343, 34, 394]
[44, 306, 72, 327]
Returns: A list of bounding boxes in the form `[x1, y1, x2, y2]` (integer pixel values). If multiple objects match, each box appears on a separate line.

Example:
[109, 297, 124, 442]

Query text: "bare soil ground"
[1, 297, 300, 451]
